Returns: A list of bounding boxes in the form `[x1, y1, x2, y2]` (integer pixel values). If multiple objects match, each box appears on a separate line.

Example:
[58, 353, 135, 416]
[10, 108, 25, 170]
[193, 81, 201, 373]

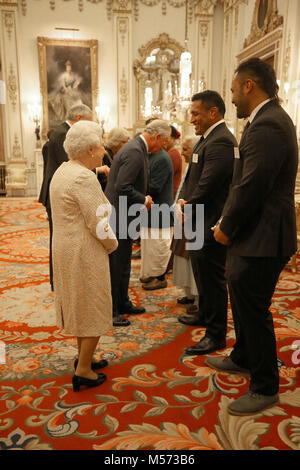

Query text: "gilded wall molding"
[12, 133, 22, 161]
[7, 63, 17, 110]
[119, 68, 128, 114]
[237, 26, 282, 62]
[199, 22, 209, 47]
[3, 11, 14, 40]
[194, 0, 217, 17]
[282, 31, 291, 84]
[243, 0, 283, 48]
[118, 17, 128, 46]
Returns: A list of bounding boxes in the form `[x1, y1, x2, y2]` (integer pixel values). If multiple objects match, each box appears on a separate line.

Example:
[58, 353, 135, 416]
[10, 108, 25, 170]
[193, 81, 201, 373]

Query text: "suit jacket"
[143, 149, 174, 229]
[178, 122, 237, 244]
[220, 100, 298, 257]
[38, 140, 50, 204]
[105, 136, 149, 235]
[38, 122, 70, 210]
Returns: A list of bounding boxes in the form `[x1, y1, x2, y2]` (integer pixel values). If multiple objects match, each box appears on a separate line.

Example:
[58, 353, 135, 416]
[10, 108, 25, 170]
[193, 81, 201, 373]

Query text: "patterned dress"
[50, 160, 118, 337]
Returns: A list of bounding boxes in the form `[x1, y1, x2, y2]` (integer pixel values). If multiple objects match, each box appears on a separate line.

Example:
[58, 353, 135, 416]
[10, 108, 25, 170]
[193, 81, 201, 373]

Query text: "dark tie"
[199, 135, 205, 143]
[241, 121, 250, 138]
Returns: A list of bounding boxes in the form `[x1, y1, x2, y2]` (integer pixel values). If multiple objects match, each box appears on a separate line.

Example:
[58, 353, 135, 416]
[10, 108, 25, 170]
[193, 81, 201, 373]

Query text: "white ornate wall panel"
[114, 5, 133, 128]
[0, 1, 27, 195]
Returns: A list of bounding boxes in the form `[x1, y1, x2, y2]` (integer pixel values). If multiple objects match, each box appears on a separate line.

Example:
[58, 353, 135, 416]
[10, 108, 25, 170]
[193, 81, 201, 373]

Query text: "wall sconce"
[28, 103, 42, 147]
[95, 104, 110, 135]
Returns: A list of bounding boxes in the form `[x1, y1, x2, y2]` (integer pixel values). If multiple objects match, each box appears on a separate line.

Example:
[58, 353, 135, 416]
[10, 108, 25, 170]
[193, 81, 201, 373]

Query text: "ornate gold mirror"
[133, 33, 184, 124]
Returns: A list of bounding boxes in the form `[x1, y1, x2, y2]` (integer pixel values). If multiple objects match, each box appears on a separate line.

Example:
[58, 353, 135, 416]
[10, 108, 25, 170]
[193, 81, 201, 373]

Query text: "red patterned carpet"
[0, 198, 299, 451]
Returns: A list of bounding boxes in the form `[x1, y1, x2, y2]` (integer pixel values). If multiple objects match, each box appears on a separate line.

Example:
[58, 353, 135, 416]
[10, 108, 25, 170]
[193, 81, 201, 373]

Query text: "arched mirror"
[133, 33, 184, 125]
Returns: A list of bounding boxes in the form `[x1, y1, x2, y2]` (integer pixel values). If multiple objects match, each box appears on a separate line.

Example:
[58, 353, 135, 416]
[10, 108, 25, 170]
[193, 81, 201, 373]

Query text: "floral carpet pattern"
[0, 198, 299, 450]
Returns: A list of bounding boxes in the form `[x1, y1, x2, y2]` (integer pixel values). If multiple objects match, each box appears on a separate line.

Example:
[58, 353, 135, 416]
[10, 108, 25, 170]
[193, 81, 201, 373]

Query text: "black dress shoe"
[178, 314, 205, 326]
[74, 358, 108, 371]
[72, 373, 106, 392]
[177, 296, 195, 305]
[113, 315, 131, 327]
[184, 336, 226, 355]
[121, 304, 146, 315]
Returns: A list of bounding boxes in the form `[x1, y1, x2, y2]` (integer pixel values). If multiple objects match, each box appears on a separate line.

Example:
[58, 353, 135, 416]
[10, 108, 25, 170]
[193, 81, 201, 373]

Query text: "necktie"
[241, 121, 250, 138]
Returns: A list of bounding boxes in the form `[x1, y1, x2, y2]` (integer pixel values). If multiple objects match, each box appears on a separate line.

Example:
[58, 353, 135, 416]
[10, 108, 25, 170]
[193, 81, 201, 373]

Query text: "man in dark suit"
[176, 90, 237, 355]
[105, 119, 171, 327]
[209, 58, 298, 415]
[39, 103, 93, 290]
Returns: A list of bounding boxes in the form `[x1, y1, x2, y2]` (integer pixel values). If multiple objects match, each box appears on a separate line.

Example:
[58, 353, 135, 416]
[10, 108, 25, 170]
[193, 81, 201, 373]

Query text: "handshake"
[145, 195, 154, 211]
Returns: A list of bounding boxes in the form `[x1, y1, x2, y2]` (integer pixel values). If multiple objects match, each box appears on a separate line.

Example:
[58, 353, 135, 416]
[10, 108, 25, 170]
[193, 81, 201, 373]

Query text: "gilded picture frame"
[37, 37, 98, 139]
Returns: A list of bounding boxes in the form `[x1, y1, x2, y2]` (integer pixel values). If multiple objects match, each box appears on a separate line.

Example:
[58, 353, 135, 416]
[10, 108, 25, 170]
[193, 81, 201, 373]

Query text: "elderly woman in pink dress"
[50, 120, 118, 392]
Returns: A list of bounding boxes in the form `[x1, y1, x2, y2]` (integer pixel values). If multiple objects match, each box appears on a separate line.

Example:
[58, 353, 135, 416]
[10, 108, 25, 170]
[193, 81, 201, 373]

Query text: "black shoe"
[177, 296, 195, 305]
[131, 249, 141, 259]
[121, 304, 146, 315]
[178, 314, 205, 326]
[72, 373, 106, 392]
[113, 315, 131, 327]
[74, 358, 108, 371]
[184, 336, 226, 356]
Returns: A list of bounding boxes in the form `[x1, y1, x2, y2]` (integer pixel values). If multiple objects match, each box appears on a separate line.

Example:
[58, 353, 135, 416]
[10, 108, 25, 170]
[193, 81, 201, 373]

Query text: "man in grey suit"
[105, 119, 171, 327]
[176, 91, 237, 355]
[210, 58, 298, 415]
[39, 104, 93, 290]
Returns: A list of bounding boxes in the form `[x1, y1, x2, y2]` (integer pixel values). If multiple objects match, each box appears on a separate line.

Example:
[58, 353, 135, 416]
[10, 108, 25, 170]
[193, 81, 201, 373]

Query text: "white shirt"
[249, 99, 271, 123]
[139, 134, 149, 153]
[203, 119, 225, 140]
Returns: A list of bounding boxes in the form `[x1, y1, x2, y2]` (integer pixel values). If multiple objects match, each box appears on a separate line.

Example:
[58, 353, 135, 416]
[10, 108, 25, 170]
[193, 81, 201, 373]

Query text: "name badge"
[234, 147, 240, 159]
[192, 153, 198, 163]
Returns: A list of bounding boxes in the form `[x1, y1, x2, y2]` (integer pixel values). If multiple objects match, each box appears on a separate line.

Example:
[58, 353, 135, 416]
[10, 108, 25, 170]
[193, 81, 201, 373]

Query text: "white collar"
[139, 134, 148, 153]
[249, 99, 271, 123]
[203, 119, 225, 139]
[65, 120, 72, 128]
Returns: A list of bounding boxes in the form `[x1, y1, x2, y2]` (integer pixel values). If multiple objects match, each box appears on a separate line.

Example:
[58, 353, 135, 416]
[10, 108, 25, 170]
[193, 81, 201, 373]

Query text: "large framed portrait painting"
[37, 37, 98, 138]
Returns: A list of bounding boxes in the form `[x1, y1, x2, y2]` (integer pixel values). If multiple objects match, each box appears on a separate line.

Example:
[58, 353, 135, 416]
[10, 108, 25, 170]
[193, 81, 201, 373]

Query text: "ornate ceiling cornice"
[17, 0, 219, 23]
[0, 0, 18, 8]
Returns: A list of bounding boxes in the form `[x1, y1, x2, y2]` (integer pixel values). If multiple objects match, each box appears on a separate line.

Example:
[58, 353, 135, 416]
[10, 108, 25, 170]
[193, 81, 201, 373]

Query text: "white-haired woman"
[50, 120, 118, 392]
[94, 127, 130, 191]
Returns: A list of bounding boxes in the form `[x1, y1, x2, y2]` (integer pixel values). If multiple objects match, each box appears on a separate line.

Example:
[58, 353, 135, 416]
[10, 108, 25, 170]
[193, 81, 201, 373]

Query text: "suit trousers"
[227, 254, 289, 395]
[46, 206, 54, 290]
[109, 237, 133, 317]
[189, 242, 228, 341]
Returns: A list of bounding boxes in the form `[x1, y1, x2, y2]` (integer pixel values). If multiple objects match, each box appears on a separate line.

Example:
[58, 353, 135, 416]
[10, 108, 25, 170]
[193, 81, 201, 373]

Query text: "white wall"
[17, 1, 115, 167]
